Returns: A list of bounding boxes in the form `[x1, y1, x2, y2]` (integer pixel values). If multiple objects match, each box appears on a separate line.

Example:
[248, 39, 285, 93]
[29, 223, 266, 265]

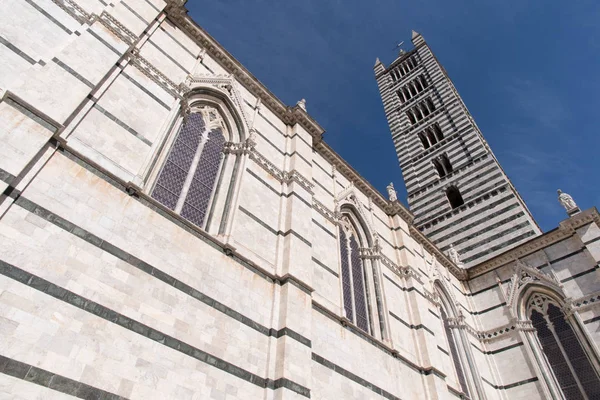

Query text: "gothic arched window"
[440, 307, 470, 397]
[435, 283, 477, 398]
[528, 293, 600, 399]
[433, 154, 453, 177]
[151, 105, 226, 228]
[339, 216, 370, 333]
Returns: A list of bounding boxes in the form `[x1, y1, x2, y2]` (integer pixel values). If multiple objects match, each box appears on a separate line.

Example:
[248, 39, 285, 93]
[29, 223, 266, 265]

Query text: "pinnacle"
[411, 30, 420, 39]
[374, 57, 382, 66]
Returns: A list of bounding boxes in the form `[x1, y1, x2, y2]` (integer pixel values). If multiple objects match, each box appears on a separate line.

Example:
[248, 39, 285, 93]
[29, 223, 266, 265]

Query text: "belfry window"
[418, 123, 444, 149]
[338, 215, 370, 333]
[151, 106, 226, 228]
[446, 186, 464, 209]
[528, 293, 600, 399]
[433, 154, 453, 177]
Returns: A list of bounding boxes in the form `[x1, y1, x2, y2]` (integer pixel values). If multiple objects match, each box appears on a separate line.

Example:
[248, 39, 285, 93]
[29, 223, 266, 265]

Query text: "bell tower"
[375, 31, 541, 267]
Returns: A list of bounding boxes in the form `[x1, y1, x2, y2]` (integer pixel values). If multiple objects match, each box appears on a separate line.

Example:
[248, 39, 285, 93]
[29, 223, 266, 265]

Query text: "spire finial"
[411, 30, 420, 39]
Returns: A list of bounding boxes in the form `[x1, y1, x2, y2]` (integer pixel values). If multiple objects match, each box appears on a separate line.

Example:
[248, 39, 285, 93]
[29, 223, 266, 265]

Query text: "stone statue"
[297, 99, 306, 111]
[557, 189, 578, 213]
[387, 182, 397, 202]
[448, 244, 462, 265]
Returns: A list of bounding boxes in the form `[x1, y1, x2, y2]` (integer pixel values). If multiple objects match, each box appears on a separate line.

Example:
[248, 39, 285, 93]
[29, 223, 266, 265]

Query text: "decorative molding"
[248, 149, 285, 182]
[312, 199, 336, 224]
[98, 11, 137, 45]
[247, 149, 313, 194]
[506, 260, 562, 312]
[186, 73, 253, 133]
[468, 207, 600, 279]
[50, 0, 92, 24]
[570, 291, 600, 313]
[410, 225, 467, 280]
[164, 0, 325, 143]
[284, 170, 314, 194]
[129, 49, 181, 98]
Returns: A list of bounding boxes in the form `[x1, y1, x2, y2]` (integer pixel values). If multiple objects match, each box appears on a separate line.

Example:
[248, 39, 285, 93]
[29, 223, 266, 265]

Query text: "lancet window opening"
[436, 284, 472, 398]
[149, 99, 242, 233]
[433, 154, 453, 177]
[339, 215, 371, 333]
[397, 75, 430, 104]
[417, 123, 444, 149]
[446, 185, 464, 209]
[406, 97, 436, 125]
[526, 292, 600, 399]
[390, 55, 418, 82]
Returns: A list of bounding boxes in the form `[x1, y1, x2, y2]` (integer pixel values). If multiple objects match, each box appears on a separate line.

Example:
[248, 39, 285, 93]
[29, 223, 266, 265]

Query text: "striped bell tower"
[374, 31, 541, 267]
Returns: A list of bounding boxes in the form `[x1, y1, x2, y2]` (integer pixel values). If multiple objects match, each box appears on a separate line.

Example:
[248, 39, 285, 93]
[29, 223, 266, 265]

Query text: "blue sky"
[188, 0, 600, 232]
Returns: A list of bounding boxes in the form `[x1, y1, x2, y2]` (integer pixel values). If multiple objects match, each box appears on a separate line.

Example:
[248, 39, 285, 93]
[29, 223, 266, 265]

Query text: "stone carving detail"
[296, 99, 306, 111]
[313, 199, 336, 224]
[447, 244, 463, 266]
[570, 291, 600, 312]
[387, 182, 397, 202]
[506, 260, 561, 310]
[558, 189, 580, 214]
[246, 150, 313, 194]
[50, 0, 91, 24]
[99, 11, 137, 45]
[129, 49, 181, 98]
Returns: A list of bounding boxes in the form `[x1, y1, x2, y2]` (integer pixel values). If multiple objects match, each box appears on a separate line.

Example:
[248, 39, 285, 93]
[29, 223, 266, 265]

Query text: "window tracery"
[151, 104, 228, 228]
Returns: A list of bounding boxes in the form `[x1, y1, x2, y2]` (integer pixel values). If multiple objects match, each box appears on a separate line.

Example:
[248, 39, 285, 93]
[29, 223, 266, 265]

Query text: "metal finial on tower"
[393, 41, 406, 55]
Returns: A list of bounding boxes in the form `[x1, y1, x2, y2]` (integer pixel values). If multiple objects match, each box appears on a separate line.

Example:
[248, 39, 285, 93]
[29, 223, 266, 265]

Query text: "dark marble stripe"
[52, 58, 94, 88]
[312, 301, 446, 379]
[92, 102, 152, 146]
[583, 236, 600, 246]
[239, 206, 312, 247]
[4, 98, 58, 133]
[437, 345, 449, 356]
[0, 35, 36, 64]
[312, 218, 336, 239]
[148, 40, 190, 73]
[0, 259, 310, 397]
[0, 354, 124, 399]
[143, 0, 160, 13]
[383, 274, 427, 300]
[312, 353, 401, 400]
[159, 26, 195, 57]
[561, 264, 600, 283]
[24, 0, 72, 34]
[389, 311, 435, 336]
[312, 256, 339, 278]
[584, 315, 600, 324]
[312, 178, 334, 197]
[0, 168, 17, 186]
[13, 195, 311, 347]
[482, 376, 538, 390]
[121, 1, 149, 24]
[87, 28, 121, 56]
[121, 71, 171, 110]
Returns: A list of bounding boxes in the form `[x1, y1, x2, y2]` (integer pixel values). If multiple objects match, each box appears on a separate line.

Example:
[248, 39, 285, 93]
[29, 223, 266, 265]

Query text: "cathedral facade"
[0, 1, 598, 399]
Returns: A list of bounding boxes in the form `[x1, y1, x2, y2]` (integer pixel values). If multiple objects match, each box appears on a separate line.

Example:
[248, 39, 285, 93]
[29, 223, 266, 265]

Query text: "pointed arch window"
[440, 307, 470, 397]
[339, 218, 370, 333]
[151, 105, 226, 228]
[433, 154, 453, 177]
[528, 293, 600, 399]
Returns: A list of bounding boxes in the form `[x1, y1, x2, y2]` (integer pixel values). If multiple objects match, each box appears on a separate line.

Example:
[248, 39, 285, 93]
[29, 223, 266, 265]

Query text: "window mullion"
[175, 129, 209, 213]
[346, 238, 357, 325]
[545, 315, 589, 400]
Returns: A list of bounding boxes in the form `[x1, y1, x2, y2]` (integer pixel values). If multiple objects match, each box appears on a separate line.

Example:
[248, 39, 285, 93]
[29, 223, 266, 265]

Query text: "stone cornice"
[467, 207, 600, 279]
[164, 1, 324, 143]
[315, 141, 414, 222]
[409, 226, 468, 280]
